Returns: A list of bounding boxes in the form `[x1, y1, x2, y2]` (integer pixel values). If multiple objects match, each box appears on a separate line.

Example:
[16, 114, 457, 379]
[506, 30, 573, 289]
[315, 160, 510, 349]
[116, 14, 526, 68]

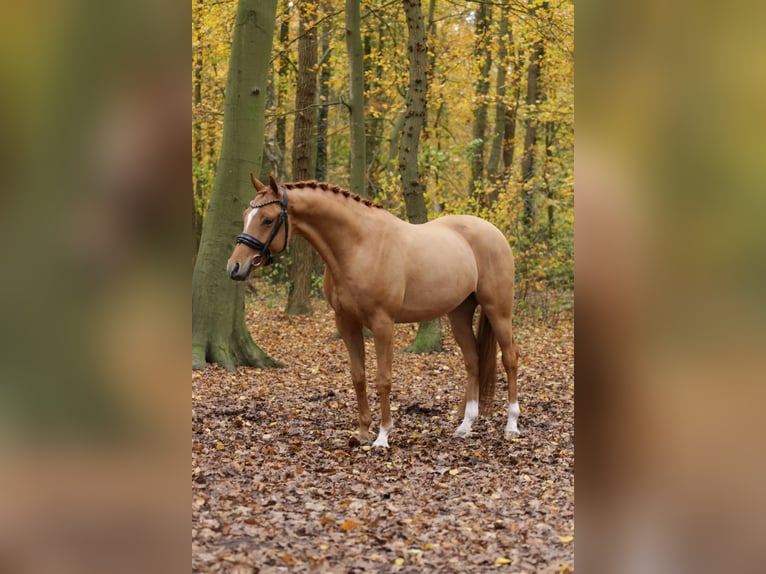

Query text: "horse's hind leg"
[335, 314, 372, 441]
[481, 305, 521, 439]
[448, 296, 480, 437]
[501, 330, 521, 439]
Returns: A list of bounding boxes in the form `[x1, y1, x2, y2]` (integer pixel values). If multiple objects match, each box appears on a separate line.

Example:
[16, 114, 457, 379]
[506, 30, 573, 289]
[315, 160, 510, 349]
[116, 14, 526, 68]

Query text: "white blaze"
[245, 207, 260, 231]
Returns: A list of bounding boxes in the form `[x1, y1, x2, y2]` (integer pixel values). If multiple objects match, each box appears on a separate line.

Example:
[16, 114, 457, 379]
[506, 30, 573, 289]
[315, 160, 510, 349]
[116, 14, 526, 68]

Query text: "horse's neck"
[289, 187, 369, 274]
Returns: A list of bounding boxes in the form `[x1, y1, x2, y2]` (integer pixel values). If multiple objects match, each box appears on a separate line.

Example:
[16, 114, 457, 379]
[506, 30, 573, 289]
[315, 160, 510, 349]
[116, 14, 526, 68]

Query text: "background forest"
[192, 0, 574, 318]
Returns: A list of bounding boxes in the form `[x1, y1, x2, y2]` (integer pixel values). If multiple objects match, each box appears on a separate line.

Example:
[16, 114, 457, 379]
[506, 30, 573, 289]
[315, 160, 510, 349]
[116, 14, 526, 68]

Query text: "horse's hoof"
[504, 429, 520, 440]
[454, 427, 472, 438]
[371, 425, 391, 448]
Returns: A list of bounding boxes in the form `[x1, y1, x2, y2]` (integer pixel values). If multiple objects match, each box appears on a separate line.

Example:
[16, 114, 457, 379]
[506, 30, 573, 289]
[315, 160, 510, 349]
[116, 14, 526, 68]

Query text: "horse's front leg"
[371, 320, 395, 448]
[335, 314, 372, 441]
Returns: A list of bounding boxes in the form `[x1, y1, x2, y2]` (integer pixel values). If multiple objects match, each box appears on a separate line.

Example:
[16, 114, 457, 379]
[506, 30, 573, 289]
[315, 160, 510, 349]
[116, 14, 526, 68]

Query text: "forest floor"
[192, 292, 574, 573]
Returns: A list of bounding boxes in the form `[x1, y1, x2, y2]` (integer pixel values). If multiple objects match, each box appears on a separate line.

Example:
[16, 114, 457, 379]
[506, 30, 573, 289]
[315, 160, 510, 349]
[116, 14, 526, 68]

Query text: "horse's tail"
[477, 308, 497, 415]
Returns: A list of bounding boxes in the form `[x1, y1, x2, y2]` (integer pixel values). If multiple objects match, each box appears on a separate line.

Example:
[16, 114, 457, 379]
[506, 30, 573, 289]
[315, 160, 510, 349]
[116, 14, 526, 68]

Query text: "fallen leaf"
[340, 518, 361, 532]
[192, 292, 574, 574]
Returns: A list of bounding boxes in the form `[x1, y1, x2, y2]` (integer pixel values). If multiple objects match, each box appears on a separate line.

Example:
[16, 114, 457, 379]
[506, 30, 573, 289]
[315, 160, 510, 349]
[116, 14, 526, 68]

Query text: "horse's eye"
[262, 218, 274, 226]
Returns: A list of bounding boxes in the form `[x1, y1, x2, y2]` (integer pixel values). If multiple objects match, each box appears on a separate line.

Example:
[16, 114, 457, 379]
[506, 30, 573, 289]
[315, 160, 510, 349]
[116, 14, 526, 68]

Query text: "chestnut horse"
[227, 175, 520, 448]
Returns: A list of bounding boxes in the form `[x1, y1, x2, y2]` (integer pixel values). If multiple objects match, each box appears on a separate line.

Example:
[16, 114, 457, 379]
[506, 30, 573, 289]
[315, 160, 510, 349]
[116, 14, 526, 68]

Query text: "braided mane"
[282, 180, 385, 210]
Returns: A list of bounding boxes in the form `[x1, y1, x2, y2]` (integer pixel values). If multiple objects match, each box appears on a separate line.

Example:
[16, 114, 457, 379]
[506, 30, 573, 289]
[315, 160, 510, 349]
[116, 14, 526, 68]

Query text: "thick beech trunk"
[192, 0, 280, 370]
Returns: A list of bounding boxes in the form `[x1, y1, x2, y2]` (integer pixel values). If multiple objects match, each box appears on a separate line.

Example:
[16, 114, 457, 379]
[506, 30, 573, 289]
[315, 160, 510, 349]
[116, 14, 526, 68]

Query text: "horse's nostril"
[229, 262, 240, 277]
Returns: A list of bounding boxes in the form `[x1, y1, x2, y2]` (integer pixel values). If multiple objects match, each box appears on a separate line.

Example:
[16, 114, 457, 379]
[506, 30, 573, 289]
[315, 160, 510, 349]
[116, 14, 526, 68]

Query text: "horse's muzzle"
[227, 259, 250, 281]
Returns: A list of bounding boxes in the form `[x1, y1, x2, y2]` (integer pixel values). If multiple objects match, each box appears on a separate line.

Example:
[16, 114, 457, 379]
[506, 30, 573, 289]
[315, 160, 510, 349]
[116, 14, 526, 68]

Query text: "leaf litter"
[193, 294, 574, 573]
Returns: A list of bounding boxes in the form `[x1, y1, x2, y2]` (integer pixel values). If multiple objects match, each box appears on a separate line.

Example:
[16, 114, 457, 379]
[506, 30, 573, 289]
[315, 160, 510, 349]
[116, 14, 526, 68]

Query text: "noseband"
[235, 187, 289, 266]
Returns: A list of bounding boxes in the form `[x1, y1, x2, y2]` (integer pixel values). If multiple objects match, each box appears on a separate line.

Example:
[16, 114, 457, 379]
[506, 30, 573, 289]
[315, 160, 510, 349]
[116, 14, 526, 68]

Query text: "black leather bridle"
[235, 187, 289, 266]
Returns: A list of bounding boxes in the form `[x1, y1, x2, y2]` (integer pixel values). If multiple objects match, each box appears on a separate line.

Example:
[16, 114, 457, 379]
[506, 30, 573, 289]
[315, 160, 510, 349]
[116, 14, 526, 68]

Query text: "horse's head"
[226, 174, 289, 280]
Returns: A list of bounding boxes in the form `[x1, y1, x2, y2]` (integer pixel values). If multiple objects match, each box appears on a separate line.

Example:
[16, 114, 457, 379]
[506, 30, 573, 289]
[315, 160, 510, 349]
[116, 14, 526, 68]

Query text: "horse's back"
[329, 213, 513, 323]
[428, 215, 515, 299]
[428, 215, 513, 265]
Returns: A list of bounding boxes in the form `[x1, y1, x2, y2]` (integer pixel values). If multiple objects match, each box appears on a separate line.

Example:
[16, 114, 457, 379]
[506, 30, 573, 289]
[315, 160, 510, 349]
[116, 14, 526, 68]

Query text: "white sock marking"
[372, 425, 391, 448]
[455, 399, 479, 437]
[505, 401, 520, 439]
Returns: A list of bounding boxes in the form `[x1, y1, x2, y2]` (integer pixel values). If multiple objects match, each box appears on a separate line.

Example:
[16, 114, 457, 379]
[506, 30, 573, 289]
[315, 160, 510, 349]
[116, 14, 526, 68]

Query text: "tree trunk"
[192, 0, 205, 265]
[501, 22, 522, 181]
[345, 0, 367, 198]
[399, 0, 441, 353]
[424, 0, 437, 136]
[502, 85, 520, 177]
[285, 3, 318, 316]
[275, 10, 290, 154]
[206, 111, 218, 173]
[365, 27, 384, 196]
[398, 0, 428, 225]
[520, 36, 544, 230]
[544, 120, 557, 241]
[192, 0, 280, 370]
[386, 112, 405, 177]
[315, 13, 332, 182]
[487, 0, 509, 187]
[260, 133, 288, 184]
[468, 2, 492, 199]
[260, 80, 289, 184]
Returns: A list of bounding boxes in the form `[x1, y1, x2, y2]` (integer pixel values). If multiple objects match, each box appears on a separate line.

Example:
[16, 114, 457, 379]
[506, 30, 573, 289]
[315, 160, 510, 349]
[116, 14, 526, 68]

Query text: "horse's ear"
[269, 174, 280, 195]
[250, 173, 266, 190]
